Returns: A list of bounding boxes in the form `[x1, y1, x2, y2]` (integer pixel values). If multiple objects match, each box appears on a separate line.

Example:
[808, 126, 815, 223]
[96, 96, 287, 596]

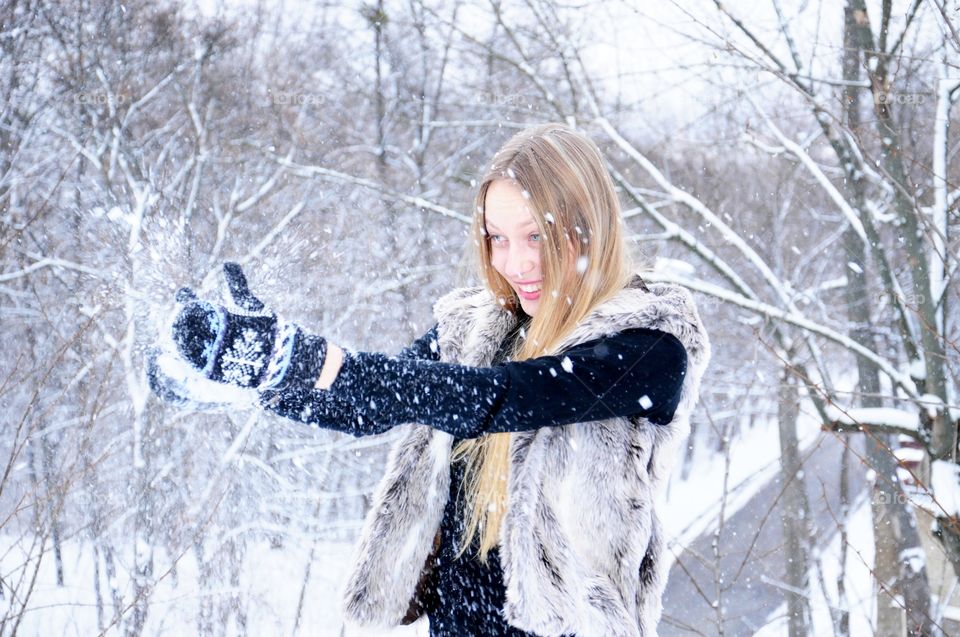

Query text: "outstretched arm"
[260, 324, 442, 436]
[266, 325, 687, 438]
[153, 264, 687, 441]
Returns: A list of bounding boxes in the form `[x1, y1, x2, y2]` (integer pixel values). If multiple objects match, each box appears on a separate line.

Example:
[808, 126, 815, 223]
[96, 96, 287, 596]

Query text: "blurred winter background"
[1, 0, 959, 635]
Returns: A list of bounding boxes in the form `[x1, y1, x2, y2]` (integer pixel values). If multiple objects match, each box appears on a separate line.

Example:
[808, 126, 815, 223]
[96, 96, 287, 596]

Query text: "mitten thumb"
[223, 262, 267, 312]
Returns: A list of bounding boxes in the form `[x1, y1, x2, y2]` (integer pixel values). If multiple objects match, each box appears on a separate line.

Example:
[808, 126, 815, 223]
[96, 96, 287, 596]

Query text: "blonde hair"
[453, 122, 641, 562]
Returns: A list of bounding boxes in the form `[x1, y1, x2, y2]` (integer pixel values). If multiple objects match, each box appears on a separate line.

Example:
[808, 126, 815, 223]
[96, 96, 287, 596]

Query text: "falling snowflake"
[221, 328, 266, 385]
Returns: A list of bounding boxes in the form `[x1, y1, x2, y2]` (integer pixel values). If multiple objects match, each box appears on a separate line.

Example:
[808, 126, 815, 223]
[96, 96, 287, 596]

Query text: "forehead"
[484, 179, 537, 229]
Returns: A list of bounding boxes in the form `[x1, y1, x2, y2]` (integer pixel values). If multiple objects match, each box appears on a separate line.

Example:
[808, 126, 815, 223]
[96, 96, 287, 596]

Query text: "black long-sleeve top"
[260, 320, 688, 438]
[259, 314, 687, 636]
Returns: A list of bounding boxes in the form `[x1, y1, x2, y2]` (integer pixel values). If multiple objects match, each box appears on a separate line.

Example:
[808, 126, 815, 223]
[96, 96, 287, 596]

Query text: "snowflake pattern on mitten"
[221, 328, 267, 386]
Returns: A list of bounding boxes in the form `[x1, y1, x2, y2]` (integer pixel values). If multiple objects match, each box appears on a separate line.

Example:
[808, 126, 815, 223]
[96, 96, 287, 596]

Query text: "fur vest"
[339, 273, 711, 637]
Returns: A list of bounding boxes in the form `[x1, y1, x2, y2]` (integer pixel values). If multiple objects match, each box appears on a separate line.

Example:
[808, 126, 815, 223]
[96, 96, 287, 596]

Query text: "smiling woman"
[484, 180, 545, 311]
[150, 122, 712, 637]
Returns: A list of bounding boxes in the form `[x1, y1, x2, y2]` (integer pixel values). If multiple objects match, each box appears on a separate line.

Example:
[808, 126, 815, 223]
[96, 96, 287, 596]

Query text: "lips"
[516, 280, 541, 300]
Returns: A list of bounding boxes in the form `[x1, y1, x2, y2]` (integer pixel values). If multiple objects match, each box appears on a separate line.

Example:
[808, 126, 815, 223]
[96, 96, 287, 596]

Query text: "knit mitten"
[169, 262, 327, 390]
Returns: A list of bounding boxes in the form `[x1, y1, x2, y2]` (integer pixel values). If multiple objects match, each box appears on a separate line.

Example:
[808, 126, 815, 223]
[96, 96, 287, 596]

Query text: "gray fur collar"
[340, 273, 711, 636]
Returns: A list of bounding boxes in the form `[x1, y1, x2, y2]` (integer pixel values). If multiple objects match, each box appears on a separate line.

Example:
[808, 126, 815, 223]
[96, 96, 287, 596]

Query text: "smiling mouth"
[517, 284, 541, 300]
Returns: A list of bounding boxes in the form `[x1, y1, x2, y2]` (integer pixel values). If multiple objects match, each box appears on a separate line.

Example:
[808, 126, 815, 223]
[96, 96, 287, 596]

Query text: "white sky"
[185, 0, 947, 146]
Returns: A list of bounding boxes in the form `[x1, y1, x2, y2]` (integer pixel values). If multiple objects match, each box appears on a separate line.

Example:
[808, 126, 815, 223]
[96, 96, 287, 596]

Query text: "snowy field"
[1, 409, 877, 637]
[0, 536, 426, 637]
[661, 387, 827, 568]
[753, 493, 876, 637]
[4, 0, 954, 634]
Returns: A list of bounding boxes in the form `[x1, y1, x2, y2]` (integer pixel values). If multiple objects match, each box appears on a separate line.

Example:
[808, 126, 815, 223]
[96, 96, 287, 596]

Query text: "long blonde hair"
[453, 122, 641, 562]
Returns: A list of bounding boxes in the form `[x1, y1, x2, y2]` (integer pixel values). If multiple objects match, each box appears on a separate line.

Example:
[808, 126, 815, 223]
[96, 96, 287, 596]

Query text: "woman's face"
[484, 179, 544, 317]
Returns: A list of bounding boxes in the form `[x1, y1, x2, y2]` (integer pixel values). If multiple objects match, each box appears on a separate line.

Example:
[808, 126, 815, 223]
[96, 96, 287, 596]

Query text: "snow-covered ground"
[0, 535, 426, 636]
[753, 492, 876, 636]
[0, 405, 870, 636]
[661, 397, 826, 571]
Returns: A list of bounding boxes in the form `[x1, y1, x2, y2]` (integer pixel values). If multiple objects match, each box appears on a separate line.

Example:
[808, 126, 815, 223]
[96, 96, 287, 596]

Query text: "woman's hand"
[168, 262, 328, 390]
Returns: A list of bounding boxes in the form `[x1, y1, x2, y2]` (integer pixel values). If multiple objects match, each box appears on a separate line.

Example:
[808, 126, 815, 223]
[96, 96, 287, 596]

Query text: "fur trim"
[339, 425, 453, 626]
[341, 272, 711, 635]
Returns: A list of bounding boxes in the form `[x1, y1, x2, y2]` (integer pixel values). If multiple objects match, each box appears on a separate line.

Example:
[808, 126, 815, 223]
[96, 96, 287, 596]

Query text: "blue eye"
[490, 234, 505, 244]
[530, 233, 541, 241]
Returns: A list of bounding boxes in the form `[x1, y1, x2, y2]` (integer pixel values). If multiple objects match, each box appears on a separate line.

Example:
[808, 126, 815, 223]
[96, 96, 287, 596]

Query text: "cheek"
[489, 250, 505, 275]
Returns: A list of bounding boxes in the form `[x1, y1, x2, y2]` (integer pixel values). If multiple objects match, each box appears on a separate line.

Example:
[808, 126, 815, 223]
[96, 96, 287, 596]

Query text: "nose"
[507, 249, 537, 280]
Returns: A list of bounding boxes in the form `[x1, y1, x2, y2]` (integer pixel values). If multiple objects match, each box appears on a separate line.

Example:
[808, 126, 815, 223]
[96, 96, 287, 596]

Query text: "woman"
[150, 122, 711, 637]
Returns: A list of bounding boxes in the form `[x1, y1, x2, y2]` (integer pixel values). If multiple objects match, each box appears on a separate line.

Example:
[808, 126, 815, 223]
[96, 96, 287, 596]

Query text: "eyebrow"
[486, 220, 538, 231]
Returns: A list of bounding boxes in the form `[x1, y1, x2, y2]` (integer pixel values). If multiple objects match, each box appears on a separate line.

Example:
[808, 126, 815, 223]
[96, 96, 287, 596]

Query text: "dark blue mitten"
[168, 262, 327, 390]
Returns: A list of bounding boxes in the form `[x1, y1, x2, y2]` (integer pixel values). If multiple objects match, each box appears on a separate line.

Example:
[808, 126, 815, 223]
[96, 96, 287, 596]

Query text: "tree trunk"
[841, 6, 937, 634]
[836, 443, 851, 636]
[777, 368, 812, 636]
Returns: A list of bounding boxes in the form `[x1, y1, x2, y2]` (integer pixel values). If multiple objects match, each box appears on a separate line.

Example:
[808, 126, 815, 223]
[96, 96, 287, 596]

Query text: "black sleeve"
[258, 323, 441, 435]
[396, 323, 441, 362]
[327, 327, 687, 438]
